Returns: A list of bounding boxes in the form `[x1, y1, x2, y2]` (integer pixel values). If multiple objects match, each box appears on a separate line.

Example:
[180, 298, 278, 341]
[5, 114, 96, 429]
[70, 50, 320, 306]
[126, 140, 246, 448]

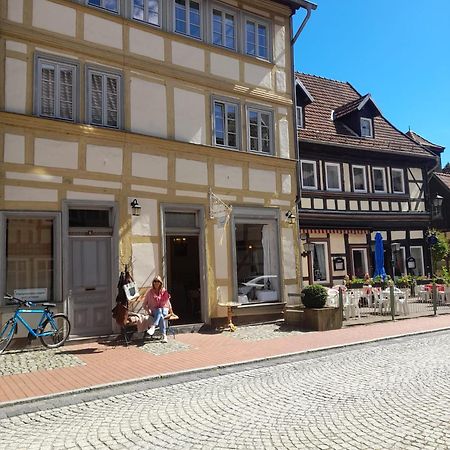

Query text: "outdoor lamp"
[301, 242, 314, 257]
[285, 210, 296, 225]
[432, 195, 443, 217]
[130, 199, 141, 216]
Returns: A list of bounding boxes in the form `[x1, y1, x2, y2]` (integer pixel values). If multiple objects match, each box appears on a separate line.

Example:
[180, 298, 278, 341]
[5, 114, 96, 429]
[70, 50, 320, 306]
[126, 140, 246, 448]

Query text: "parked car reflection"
[238, 275, 278, 303]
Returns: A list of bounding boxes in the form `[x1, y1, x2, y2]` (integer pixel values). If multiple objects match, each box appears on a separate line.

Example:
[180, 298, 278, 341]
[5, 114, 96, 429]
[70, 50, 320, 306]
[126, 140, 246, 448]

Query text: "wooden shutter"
[106, 75, 118, 128]
[90, 72, 103, 125]
[59, 65, 74, 120]
[40, 63, 55, 117]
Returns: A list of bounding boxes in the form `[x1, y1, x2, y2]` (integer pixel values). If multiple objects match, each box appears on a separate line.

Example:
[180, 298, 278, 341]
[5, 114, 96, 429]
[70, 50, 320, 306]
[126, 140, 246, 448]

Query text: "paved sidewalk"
[1, 314, 450, 410]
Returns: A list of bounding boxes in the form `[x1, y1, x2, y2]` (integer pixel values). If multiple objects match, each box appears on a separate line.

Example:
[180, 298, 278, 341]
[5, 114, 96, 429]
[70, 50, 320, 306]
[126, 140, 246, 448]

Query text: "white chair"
[375, 289, 390, 315]
[396, 288, 409, 315]
[438, 286, 450, 305]
[326, 288, 339, 307]
[343, 290, 361, 320]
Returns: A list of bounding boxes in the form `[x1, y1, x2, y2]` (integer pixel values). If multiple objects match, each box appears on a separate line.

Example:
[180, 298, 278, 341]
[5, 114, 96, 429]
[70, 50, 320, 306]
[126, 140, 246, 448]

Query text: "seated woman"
[143, 275, 172, 343]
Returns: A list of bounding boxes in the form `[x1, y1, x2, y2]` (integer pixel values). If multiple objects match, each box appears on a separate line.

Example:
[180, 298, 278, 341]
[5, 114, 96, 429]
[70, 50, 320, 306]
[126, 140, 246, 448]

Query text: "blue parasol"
[373, 232, 387, 279]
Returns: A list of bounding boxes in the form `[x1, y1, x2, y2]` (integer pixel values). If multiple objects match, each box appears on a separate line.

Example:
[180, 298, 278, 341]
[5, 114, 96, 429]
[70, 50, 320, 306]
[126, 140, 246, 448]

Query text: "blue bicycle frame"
[13, 307, 57, 338]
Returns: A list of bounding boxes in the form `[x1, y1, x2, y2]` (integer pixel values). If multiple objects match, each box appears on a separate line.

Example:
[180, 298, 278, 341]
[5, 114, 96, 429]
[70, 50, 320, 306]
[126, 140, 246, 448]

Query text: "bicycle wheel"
[0, 319, 16, 354]
[39, 314, 71, 348]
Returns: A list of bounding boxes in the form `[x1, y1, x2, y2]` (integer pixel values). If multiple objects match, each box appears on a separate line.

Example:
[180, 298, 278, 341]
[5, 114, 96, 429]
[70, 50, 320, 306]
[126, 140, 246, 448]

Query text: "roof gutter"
[289, 2, 316, 208]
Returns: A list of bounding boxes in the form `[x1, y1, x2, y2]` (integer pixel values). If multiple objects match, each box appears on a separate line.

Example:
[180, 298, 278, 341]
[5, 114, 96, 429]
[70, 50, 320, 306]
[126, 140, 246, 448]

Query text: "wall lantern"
[130, 199, 141, 216]
[432, 194, 444, 217]
[333, 257, 345, 271]
[285, 210, 296, 225]
[406, 256, 416, 270]
[301, 242, 314, 258]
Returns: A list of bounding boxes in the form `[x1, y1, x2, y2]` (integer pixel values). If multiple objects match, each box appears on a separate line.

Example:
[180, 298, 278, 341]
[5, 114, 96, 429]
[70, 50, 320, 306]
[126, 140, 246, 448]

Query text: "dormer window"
[360, 117, 373, 138]
[296, 106, 304, 129]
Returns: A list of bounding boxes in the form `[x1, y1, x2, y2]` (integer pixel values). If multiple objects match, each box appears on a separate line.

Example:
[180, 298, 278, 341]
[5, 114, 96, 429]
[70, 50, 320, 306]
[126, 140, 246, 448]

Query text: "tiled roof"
[296, 73, 434, 158]
[406, 130, 445, 153]
[433, 171, 450, 191]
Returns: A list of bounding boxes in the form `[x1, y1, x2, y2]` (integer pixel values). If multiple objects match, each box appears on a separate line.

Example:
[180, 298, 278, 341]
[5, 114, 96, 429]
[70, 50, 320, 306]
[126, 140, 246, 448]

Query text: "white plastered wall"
[249, 168, 276, 193]
[281, 227, 296, 279]
[132, 153, 168, 180]
[5, 58, 27, 113]
[34, 138, 78, 169]
[4, 134, 25, 164]
[214, 225, 228, 279]
[131, 198, 159, 237]
[132, 243, 159, 289]
[129, 28, 164, 61]
[214, 164, 242, 190]
[32, 0, 76, 37]
[130, 78, 167, 138]
[84, 14, 122, 49]
[172, 42, 205, 72]
[86, 145, 123, 175]
[175, 158, 208, 185]
[210, 53, 239, 80]
[174, 88, 206, 145]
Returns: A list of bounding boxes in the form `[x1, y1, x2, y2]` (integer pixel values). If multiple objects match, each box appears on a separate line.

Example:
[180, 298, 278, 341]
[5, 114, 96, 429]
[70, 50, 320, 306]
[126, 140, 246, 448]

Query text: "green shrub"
[301, 284, 328, 308]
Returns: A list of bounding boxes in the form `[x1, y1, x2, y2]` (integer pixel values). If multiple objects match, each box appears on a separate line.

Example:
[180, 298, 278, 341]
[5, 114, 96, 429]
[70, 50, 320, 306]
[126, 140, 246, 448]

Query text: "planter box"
[284, 307, 303, 326]
[302, 307, 342, 331]
[416, 279, 432, 285]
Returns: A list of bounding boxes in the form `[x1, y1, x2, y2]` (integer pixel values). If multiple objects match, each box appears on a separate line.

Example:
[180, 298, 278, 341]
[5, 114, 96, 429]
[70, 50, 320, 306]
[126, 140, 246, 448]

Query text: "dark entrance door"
[166, 235, 201, 324]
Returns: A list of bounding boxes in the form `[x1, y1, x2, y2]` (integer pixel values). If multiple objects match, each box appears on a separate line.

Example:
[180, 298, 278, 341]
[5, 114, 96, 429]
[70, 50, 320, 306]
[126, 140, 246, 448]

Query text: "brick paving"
[0, 314, 450, 407]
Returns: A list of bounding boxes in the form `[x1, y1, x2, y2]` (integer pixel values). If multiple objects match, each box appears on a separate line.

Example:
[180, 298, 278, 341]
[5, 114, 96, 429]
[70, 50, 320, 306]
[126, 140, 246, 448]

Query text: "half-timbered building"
[295, 73, 438, 286]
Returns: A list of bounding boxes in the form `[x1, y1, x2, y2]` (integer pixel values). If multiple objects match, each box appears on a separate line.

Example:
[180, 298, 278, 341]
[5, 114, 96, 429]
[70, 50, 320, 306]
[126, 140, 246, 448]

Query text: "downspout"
[289, 4, 315, 290]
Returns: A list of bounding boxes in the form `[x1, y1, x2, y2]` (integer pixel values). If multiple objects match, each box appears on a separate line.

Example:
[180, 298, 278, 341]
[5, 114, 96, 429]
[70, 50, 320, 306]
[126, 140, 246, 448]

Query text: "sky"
[292, 0, 450, 165]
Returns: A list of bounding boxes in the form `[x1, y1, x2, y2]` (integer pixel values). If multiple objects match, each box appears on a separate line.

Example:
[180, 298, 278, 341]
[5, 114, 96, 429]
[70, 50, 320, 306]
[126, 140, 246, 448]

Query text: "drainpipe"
[289, 2, 316, 292]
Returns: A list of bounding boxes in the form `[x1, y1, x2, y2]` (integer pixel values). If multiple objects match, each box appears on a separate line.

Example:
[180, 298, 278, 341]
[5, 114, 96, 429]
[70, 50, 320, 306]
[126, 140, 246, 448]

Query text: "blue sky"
[293, 0, 450, 165]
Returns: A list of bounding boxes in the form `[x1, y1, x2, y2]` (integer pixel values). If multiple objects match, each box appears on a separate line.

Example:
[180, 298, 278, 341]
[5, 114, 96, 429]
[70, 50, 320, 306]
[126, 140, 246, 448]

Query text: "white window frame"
[325, 162, 341, 191]
[296, 106, 304, 129]
[130, 0, 161, 26]
[410, 246, 425, 277]
[351, 248, 368, 278]
[212, 97, 240, 149]
[244, 15, 271, 61]
[352, 165, 367, 193]
[392, 168, 405, 194]
[34, 54, 79, 122]
[311, 241, 329, 284]
[360, 117, 373, 137]
[0, 212, 62, 304]
[372, 167, 387, 193]
[86, 67, 122, 129]
[246, 106, 274, 155]
[87, 0, 119, 13]
[210, 3, 237, 51]
[173, 0, 203, 40]
[301, 160, 318, 190]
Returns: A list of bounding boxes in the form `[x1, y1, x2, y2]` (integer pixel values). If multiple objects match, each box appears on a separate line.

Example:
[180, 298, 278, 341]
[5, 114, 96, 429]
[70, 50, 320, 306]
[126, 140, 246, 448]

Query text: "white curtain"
[261, 223, 279, 292]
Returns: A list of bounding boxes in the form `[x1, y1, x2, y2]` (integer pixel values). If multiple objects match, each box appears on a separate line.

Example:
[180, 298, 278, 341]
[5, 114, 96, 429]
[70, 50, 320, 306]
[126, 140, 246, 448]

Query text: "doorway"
[166, 235, 201, 324]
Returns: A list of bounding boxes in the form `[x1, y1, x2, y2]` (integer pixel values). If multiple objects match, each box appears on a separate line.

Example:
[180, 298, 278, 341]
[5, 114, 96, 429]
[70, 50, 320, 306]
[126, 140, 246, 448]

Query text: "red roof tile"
[296, 73, 434, 158]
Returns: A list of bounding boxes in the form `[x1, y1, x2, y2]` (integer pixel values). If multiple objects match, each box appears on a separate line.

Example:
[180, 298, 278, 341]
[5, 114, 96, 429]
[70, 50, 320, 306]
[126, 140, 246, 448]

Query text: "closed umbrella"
[373, 232, 387, 279]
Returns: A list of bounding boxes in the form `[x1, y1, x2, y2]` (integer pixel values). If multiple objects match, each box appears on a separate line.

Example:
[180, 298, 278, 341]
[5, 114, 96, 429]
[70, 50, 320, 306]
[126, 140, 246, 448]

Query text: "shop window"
[352, 248, 368, 278]
[312, 242, 329, 283]
[409, 246, 425, 276]
[234, 212, 279, 304]
[2, 215, 60, 302]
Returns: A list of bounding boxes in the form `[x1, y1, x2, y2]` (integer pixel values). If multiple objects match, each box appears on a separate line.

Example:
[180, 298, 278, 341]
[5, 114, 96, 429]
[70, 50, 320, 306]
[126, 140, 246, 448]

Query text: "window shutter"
[106, 75, 118, 127]
[40, 65, 55, 117]
[90, 72, 103, 125]
[59, 66, 74, 120]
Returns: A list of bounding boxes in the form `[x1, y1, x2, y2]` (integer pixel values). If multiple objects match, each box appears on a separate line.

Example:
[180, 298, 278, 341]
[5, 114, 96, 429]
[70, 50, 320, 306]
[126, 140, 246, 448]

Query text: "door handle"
[85, 287, 96, 291]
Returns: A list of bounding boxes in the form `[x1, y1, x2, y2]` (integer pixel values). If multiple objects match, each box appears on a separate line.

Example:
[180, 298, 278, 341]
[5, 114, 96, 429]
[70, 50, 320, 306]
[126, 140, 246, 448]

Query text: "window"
[35, 56, 78, 121]
[301, 160, 317, 190]
[247, 107, 273, 154]
[296, 106, 304, 129]
[352, 248, 368, 278]
[352, 165, 367, 192]
[233, 208, 280, 304]
[312, 242, 329, 283]
[1, 214, 61, 303]
[393, 246, 406, 277]
[392, 168, 405, 194]
[245, 17, 269, 60]
[325, 162, 341, 191]
[372, 167, 387, 193]
[132, 0, 160, 25]
[211, 6, 236, 50]
[174, 0, 202, 39]
[87, 68, 121, 128]
[88, 0, 119, 13]
[360, 117, 373, 137]
[410, 246, 425, 277]
[213, 98, 239, 149]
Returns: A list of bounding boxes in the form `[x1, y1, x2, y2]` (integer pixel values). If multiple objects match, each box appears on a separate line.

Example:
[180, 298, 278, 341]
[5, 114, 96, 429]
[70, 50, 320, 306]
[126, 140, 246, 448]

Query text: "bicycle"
[0, 294, 71, 354]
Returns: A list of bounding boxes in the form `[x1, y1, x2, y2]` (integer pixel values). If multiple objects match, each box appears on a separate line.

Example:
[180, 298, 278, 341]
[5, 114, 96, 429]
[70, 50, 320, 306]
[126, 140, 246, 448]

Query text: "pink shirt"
[143, 288, 171, 313]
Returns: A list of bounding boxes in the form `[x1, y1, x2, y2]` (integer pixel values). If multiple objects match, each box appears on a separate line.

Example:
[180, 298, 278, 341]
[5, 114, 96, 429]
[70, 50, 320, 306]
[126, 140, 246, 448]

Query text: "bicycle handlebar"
[4, 294, 33, 307]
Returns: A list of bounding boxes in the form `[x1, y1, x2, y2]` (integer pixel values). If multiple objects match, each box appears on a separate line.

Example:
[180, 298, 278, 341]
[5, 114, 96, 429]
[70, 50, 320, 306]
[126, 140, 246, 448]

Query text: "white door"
[69, 236, 112, 336]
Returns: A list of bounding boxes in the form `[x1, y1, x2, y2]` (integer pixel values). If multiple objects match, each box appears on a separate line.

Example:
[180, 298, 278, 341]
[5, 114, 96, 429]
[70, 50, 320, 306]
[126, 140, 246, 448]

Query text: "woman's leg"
[152, 308, 164, 327]
[158, 308, 169, 335]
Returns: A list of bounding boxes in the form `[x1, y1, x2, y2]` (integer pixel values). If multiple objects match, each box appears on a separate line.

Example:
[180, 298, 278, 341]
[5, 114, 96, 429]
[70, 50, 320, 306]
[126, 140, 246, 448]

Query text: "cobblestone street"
[1, 330, 449, 449]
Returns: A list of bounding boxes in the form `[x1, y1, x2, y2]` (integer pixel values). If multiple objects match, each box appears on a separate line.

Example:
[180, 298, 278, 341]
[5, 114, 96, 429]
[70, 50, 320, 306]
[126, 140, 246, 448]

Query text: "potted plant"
[300, 284, 342, 331]
[415, 276, 432, 285]
[346, 277, 365, 289]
